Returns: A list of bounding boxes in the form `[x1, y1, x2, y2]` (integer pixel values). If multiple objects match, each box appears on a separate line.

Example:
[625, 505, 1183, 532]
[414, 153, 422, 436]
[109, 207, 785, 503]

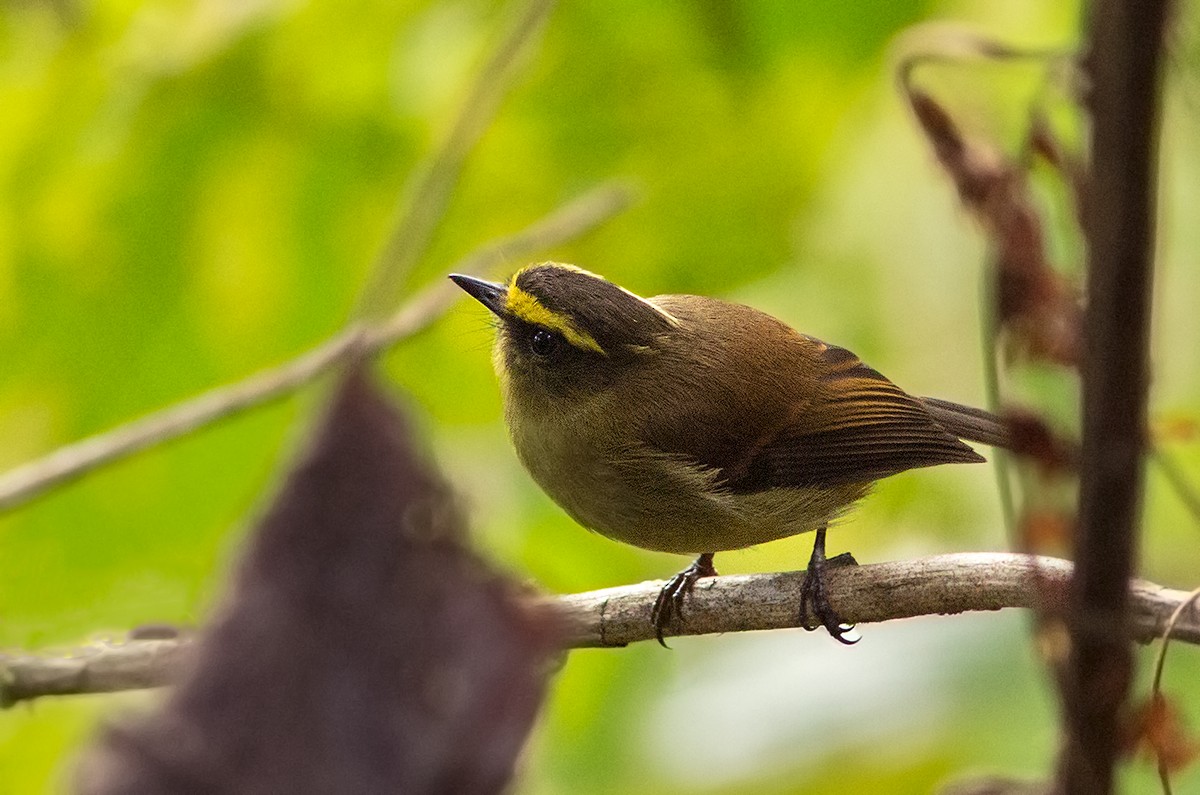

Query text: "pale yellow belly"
[511, 409, 868, 553]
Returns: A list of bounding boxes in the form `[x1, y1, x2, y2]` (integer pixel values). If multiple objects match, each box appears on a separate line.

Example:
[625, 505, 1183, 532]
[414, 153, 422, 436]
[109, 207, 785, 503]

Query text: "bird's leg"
[651, 552, 718, 648]
[799, 525, 860, 645]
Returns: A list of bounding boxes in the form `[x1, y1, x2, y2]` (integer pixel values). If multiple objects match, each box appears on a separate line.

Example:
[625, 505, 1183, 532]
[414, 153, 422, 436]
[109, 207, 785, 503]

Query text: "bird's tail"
[920, 397, 1009, 449]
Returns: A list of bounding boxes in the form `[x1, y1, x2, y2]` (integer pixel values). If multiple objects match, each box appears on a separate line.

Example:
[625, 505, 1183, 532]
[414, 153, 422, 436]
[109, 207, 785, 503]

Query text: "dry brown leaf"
[77, 366, 559, 794]
[1123, 692, 1200, 774]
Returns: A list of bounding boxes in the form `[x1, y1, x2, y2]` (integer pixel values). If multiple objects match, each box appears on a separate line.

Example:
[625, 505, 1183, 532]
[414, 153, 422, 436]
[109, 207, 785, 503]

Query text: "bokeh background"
[3, 0, 1200, 792]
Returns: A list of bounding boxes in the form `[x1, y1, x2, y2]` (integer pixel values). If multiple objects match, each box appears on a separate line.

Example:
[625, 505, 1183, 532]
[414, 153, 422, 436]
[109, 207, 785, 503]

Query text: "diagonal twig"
[0, 182, 635, 514]
[353, 0, 558, 319]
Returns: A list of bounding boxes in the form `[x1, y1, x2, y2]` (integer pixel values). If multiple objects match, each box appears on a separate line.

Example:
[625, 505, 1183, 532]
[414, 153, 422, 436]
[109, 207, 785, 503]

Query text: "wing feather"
[635, 299, 985, 494]
[722, 341, 983, 491]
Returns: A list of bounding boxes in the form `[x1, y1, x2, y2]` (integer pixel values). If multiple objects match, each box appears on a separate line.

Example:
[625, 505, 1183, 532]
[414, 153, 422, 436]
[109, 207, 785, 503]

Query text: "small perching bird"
[451, 263, 1006, 644]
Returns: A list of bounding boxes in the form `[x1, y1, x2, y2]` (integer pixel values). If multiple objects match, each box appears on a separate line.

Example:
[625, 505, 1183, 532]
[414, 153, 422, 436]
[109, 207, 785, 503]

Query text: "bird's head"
[450, 262, 678, 398]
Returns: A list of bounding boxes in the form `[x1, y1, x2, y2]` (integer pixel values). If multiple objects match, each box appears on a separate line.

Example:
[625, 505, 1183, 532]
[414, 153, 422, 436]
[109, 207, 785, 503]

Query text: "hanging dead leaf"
[1005, 410, 1079, 474]
[77, 366, 560, 794]
[1122, 692, 1200, 774]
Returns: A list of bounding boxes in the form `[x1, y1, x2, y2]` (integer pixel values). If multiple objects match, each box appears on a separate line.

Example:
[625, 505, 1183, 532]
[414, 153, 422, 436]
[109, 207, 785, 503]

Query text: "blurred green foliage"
[2, 0, 1200, 792]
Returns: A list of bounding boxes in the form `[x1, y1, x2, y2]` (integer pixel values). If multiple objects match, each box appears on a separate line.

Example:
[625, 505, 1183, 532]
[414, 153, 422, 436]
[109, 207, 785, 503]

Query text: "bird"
[450, 262, 1006, 645]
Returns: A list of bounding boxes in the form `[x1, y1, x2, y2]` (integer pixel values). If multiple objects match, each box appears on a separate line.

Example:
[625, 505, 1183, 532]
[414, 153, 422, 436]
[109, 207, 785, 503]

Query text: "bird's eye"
[529, 329, 560, 357]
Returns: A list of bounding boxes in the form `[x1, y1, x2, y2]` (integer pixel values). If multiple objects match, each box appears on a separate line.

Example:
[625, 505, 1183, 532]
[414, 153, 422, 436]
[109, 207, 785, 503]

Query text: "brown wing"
[721, 340, 983, 492]
[634, 297, 984, 494]
[918, 396, 1009, 448]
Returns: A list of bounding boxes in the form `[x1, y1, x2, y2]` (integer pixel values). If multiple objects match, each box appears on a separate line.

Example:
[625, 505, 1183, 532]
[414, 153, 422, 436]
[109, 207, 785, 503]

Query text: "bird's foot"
[799, 527, 860, 645]
[651, 553, 717, 648]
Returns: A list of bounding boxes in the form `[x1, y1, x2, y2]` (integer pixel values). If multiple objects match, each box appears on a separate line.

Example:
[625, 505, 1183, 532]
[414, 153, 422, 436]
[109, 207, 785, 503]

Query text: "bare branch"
[1, 638, 188, 705]
[4, 553, 1197, 706]
[363, 181, 637, 346]
[1061, 1, 1172, 792]
[562, 553, 1197, 648]
[0, 182, 635, 514]
[0, 332, 358, 514]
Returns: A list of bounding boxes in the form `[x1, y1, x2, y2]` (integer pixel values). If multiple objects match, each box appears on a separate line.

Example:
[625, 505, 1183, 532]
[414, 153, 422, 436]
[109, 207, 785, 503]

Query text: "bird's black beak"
[449, 273, 507, 317]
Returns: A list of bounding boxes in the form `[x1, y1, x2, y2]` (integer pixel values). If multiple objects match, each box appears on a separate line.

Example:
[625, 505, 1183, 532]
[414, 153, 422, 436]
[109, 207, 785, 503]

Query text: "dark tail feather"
[920, 397, 1009, 449]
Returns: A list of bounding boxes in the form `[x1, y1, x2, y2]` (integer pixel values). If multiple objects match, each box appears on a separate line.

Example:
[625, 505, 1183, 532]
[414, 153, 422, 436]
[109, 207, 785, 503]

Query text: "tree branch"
[0, 637, 188, 706]
[3, 553, 1196, 706]
[0, 182, 635, 514]
[1062, 1, 1171, 792]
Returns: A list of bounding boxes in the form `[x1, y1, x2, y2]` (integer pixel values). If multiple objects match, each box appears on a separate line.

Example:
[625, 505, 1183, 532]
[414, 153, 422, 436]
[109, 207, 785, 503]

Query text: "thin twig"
[978, 260, 1019, 542]
[894, 24, 1070, 93]
[1148, 586, 1200, 795]
[2, 553, 1197, 706]
[353, 0, 557, 319]
[0, 182, 635, 514]
[0, 332, 360, 514]
[1151, 584, 1200, 706]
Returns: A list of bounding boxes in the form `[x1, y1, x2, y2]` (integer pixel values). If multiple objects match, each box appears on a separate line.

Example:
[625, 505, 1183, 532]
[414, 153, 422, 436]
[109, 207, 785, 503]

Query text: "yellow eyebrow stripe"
[505, 285, 605, 354]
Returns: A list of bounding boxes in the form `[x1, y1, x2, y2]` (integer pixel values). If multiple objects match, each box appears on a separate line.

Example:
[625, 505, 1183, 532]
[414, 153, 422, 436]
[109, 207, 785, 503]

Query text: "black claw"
[651, 553, 717, 647]
[799, 527, 860, 645]
[826, 551, 858, 568]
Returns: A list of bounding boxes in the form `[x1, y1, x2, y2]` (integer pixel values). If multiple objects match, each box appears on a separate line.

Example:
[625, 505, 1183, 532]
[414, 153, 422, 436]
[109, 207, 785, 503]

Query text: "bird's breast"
[503, 386, 867, 553]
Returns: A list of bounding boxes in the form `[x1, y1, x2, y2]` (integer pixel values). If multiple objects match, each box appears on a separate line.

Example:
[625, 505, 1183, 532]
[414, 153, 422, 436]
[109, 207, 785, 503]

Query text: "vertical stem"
[978, 260, 1017, 541]
[353, 0, 557, 319]
[1058, 1, 1171, 792]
